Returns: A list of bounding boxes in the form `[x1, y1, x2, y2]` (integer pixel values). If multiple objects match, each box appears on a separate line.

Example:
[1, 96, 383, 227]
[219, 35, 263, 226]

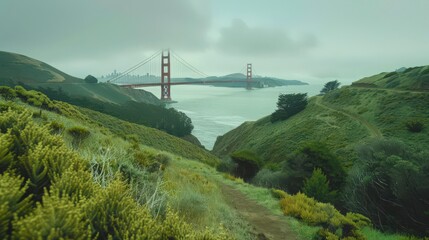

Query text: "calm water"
[141, 84, 322, 150]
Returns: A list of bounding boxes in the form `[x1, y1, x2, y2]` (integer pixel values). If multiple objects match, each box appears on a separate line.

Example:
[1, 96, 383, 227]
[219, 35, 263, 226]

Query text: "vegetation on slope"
[0, 88, 262, 239]
[213, 77, 429, 237]
[0, 51, 159, 105]
[352, 65, 429, 91]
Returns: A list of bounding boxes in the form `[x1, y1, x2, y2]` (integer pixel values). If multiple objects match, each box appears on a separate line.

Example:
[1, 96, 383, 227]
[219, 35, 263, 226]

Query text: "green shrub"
[252, 168, 288, 189]
[84, 177, 161, 239]
[280, 192, 368, 239]
[12, 194, 89, 239]
[67, 126, 90, 147]
[132, 150, 170, 172]
[302, 168, 336, 203]
[0, 173, 32, 237]
[405, 119, 424, 133]
[0, 132, 14, 173]
[0, 86, 17, 100]
[285, 142, 346, 196]
[344, 139, 429, 235]
[48, 120, 65, 134]
[230, 150, 261, 182]
[270, 188, 288, 199]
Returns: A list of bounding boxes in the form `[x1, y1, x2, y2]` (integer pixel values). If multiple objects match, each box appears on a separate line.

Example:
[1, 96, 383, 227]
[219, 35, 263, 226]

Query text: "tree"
[271, 93, 308, 122]
[284, 142, 346, 195]
[302, 168, 334, 203]
[320, 80, 340, 94]
[84, 75, 98, 83]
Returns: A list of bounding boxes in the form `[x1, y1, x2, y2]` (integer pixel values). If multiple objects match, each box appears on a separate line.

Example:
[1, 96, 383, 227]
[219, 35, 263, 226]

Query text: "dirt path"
[314, 96, 383, 138]
[220, 184, 298, 240]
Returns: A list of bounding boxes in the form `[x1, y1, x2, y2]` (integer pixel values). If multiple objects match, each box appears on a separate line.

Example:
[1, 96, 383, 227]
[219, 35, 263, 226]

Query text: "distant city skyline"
[1, 0, 429, 84]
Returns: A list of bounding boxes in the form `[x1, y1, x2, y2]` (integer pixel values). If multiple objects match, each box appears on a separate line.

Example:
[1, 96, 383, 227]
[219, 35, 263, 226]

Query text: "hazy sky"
[1, 0, 429, 84]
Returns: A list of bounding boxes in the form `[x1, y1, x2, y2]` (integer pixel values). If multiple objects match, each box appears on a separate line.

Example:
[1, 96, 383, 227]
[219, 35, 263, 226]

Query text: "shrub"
[344, 139, 429, 235]
[67, 126, 90, 147]
[405, 119, 424, 133]
[0, 132, 14, 173]
[270, 188, 288, 199]
[302, 168, 336, 203]
[271, 93, 308, 122]
[280, 192, 369, 239]
[48, 120, 65, 134]
[0, 173, 32, 237]
[230, 150, 261, 182]
[0, 86, 17, 100]
[285, 142, 346, 195]
[84, 177, 160, 239]
[252, 168, 288, 189]
[12, 194, 89, 239]
[132, 149, 170, 172]
[216, 158, 237, 173]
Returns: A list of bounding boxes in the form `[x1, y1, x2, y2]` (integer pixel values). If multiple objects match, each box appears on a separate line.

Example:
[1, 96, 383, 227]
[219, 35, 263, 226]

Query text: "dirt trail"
[220, 184, 297, 240]
[314, 96, 382, 138]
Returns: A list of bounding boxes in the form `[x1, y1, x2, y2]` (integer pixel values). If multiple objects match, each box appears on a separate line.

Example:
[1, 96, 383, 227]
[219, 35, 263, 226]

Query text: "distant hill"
[0, 51, 160, 105]
[352, 65, 429, 91]
[99, 72, 308, 88]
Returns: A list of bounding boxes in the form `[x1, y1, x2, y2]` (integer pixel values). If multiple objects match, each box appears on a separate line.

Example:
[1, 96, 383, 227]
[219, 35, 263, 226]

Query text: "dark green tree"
[302, 168, 335, 203]
[320, 80, 340, 94]
[84, 75, 98, 83]
[271, 93, 308, 122]
[285, 142, 346, 195]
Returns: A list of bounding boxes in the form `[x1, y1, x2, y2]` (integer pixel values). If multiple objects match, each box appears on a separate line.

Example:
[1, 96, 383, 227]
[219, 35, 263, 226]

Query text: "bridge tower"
[161, 49, 171, 101]
[246, 63, 252, 90]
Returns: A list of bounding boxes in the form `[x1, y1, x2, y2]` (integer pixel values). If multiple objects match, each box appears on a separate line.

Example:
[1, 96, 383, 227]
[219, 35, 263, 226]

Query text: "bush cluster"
[344, 139, 429, 236]
[280, 192, 370, 239]
[0, 107, 227, 239]
[405, 119, 424, 133]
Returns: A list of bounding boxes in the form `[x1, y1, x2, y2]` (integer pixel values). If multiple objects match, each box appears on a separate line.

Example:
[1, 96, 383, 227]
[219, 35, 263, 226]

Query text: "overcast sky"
[1, 0, 429, 84]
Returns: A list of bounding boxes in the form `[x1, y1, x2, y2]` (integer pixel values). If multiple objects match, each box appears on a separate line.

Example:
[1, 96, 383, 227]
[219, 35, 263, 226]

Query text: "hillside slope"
[213, 77, 429, 166]
[352, 65, 429, 90]
[0, 51, 160, 105]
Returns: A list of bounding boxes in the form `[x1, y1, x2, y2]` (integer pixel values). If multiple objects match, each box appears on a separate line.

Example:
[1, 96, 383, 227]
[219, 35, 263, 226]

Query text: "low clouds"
[216, 19, 317, 57]
[0, 0, 211, 61]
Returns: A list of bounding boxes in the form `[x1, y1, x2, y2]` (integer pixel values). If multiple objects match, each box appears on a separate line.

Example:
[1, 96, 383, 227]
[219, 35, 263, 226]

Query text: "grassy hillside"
[0, 87, 253, 239]
[353, 65, 429, 90]
[0, 51, 160, 105]
[212, 71, 429, 237]
[0, 80, 416, 239]
[213, 85, 429, 166]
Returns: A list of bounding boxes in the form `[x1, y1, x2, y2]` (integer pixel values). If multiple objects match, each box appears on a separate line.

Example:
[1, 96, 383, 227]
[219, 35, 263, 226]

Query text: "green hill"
[0, 51, 160, 105]
[213, 71, 429, 165]
[352, 65, 429, 90]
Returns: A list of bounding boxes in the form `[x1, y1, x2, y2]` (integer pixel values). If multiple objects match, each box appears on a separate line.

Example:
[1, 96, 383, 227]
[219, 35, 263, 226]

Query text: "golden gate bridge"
[107, 49, 255, 101]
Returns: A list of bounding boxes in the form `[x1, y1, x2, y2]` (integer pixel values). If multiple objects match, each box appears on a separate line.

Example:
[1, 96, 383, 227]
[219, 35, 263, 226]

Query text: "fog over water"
[142, 84, 322, 149]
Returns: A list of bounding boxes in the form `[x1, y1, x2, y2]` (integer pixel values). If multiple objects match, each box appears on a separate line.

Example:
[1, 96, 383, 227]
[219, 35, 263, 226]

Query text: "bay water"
[141, 84, 322, 150]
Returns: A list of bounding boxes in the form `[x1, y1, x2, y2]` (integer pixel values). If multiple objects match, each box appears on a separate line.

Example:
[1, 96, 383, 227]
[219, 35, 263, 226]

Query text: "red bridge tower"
[161, 49, 171, 101]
